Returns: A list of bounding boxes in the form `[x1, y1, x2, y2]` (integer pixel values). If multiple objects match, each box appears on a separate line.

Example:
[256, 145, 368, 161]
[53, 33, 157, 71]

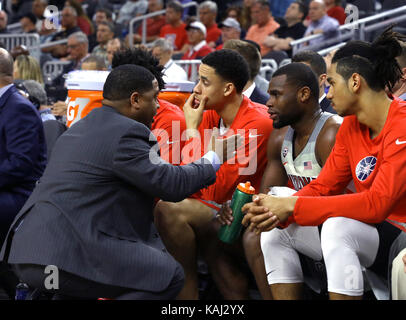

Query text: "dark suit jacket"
[0, 85, 46, 243]
[1, 106, 216, 292]
[249, 86, 270, 105]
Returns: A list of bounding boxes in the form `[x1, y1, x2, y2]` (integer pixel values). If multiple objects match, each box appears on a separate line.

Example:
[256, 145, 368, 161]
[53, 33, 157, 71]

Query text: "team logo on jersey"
[355, 156, 377, 181]
[283, 147, 288, 158]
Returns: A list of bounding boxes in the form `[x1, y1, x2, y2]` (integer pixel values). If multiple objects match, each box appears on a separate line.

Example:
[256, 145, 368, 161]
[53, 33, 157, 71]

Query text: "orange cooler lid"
[237, 181, 255, 194]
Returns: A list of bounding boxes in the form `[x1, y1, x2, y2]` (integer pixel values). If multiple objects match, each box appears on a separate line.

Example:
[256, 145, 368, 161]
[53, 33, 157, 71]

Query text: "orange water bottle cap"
[237, 181, 255, 194]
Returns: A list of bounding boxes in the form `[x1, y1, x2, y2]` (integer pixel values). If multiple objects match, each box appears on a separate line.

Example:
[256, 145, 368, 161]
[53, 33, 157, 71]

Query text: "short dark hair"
[103, 64, 155, 101]
[272, 62, 320, 102]
[167, 0, 183, 13]
[21, 12, 37, 25]
[332, 26, 406, 92]
[82, 54, 107, 70]
[202, 49, 249, 93]
[223, 39, 261, 80]
[396, 41, 406, 69]
[112, 47, 165, 90]
[292, 50, 326, 77]
[96, 8, 112, 20]
[254, 0, 270, 9]
[294, 0, 308, 21]
[98, 21, 115, 34]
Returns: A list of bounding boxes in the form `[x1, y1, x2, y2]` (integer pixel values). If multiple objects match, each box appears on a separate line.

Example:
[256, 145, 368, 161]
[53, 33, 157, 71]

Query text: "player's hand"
[51, 100, 68, 116]
[242, 194, 297, 234]
[216, 200, 233, 225]
[183, 93, 207, 137]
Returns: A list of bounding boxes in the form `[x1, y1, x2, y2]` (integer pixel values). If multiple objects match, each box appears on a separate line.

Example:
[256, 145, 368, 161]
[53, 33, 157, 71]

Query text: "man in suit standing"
[0, 48, 46, 299]
[0, 64, 239, 300]
[292, 50, 335, 113]
[0, 48, 47, 247]
[223, 39, 270, 105]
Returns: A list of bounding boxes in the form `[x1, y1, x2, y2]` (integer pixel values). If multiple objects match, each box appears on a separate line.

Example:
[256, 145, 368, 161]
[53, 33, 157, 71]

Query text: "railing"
[42, 60, 71, 83]
[6, 22, 22, 33]
[0, 33, 41, 60]
[290, 5, 406, 55]
[38, 38, 68, 49]
[128, 1, 199, 48]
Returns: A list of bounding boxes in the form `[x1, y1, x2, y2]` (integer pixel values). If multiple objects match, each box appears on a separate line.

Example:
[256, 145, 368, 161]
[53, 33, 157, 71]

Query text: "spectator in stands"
[19, 80, 56, 122]
[65, 0, 94, 36]
[263, 0, 308, 57]
[0, 11, 9, 34]
[323, 0, 346, 25]
[88, 8, 114, 51]
[13, 54, 44, 84]
[106, 38, 124, 69]
[43, 5, 81, 55]
[117, 0, 148, 26]
[151, 38, 188, 82]
[393, 42, 406, 100]
[112, 47, 187, 164]
[8, 0, 34, 24]
[240, 0, 255, 31]
[0, 47, 47, 247]
[302, 0, 339, 48]
[154, 49, 273, 299]
[198, 1, 222, 48]
[216, 17, 241, 50]
[32, 0, 48, 31]
[181, 21, 213, 76]
[224, 39, 270, 105]
[64, 31, 90, 71]
[159, 0, 188, 55]
[81, 54, 108, 70]
[92, 21, 115, 66]
[132, 0, 166, 44]
[93, 8, 113, 26]
[106, 38, 122, 66]
[20, 13, 38, 34]
[245, 0, 280, 57]
[292, 50, 335, 113]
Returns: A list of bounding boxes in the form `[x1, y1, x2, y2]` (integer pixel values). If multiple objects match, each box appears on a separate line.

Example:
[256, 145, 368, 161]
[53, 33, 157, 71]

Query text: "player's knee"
[154, 201, 183, 227]
[260, 229, 286, 255]
[321, 217, 355, 259]
[242, 230, 261, 258]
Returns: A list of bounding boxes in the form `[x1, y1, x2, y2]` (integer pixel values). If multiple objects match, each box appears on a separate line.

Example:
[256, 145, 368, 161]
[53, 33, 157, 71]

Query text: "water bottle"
[218, 181, 255, 244]
[15, 282, 29, 300]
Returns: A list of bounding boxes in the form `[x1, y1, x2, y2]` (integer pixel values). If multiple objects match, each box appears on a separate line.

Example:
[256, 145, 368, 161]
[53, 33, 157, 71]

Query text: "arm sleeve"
[293, 126, 406, 226]
[0, 103, 44, 188]
[112, 125, 216, 203]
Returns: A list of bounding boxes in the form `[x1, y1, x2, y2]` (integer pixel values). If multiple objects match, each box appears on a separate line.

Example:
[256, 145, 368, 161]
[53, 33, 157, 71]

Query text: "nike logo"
[166, 140, 178, 145]
[396, 139, 406, 145]
[283, 162, 288, 166]
[248, 133, 263, 138]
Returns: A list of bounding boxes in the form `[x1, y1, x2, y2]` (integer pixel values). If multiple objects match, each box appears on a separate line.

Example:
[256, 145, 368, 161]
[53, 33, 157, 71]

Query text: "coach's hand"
[216, 200, 233, 226]
[208, 127, 242, 163]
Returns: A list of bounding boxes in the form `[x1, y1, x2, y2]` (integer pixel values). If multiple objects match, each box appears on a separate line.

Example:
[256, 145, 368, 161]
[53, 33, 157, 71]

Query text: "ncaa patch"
[355, 156, 377, 181]
[283, 147, 288, 158]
